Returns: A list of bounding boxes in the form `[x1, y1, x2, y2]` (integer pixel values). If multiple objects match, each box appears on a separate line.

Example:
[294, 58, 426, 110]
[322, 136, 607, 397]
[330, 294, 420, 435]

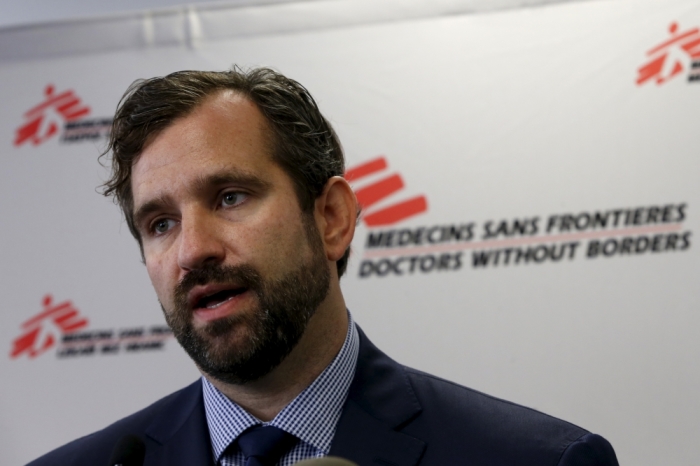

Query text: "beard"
[162, 218, 331, 385]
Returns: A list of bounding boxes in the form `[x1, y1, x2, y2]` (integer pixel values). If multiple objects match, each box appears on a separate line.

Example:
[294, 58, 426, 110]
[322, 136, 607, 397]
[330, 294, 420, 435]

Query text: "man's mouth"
[195, 287, 248, 309]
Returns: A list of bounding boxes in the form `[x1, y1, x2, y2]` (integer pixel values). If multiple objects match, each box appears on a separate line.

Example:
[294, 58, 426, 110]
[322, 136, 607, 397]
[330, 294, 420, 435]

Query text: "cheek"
[145, 257, 174, 305]
[238, 209, 311, 265]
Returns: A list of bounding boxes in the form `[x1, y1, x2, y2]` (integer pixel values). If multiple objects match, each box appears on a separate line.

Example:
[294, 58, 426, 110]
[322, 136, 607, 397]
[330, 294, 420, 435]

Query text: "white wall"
[1, 0, 698, 465]
[0, 0, 231, 29]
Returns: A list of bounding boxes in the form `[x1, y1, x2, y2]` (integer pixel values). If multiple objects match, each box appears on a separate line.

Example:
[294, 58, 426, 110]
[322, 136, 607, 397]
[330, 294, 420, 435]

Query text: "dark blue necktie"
[236, 425, 297, 466]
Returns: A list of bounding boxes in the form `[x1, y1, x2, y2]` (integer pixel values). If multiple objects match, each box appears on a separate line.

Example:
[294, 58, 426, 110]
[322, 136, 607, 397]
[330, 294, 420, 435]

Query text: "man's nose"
[177, 210, 226, 271]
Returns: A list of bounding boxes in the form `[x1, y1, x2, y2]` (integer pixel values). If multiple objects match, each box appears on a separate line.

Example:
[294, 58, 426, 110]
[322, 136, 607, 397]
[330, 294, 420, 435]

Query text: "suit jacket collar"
[144, 379, 215, 466]
[330, 326, 426, 466]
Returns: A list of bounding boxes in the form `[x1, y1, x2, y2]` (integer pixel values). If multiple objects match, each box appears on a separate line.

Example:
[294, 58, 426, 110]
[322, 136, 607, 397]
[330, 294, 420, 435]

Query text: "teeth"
[197, 288, 245, 309]
[206, 295, 233, 309]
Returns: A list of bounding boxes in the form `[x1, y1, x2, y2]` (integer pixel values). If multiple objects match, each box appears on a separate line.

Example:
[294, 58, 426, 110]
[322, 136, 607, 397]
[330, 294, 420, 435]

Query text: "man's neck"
[203, 293, 349, 421]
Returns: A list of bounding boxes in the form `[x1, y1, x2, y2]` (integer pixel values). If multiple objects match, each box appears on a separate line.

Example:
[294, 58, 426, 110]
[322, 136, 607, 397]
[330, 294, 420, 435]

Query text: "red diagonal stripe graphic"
[62, 106, 91, 121]
[55, 96, 80, 112]
[10, 328, 40, 358]
[647, 29, 700, 56]
[21, 302, 72, 329]
[60, 318, 89, 332]
[682, 37, 700, 58]
[14, 117, 42, 146]
[355, 174, 404, 209]
[364, 196, 427, 227]
[53, 310, 80, 326]
[345, 156, 387, 181]
[636, 55, 665, 85]
[24, 91, 75, 118]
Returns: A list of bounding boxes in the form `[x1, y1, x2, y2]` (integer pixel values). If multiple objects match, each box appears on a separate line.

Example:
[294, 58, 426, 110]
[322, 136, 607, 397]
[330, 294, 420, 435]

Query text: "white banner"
[2, 0, 699, 464]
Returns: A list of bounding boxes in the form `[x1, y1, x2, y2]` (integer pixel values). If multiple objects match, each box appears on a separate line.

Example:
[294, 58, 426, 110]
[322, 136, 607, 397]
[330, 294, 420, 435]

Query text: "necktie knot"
[236, 425, 297, 466]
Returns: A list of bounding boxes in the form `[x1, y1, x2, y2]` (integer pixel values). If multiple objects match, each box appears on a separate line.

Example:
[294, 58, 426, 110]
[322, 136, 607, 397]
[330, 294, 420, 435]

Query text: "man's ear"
[314, 176, 357, 261]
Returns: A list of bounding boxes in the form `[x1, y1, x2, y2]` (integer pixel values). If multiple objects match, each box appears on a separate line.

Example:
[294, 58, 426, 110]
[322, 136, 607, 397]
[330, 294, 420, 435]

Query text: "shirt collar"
[202, 312, 359, 462]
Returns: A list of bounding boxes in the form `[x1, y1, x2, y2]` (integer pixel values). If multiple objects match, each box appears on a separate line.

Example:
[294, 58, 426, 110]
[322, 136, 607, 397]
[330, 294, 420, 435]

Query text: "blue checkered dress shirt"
[202, 313, 359, 466]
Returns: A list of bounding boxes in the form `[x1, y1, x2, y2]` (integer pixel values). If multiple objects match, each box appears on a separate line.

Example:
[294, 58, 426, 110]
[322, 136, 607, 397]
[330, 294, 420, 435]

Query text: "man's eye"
[221, 191, 247, 207]
[152, 218, 175, 235]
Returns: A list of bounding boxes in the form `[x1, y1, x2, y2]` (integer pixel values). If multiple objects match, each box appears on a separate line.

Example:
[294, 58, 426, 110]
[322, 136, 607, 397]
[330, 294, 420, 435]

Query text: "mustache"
[173, 263, 263, 307]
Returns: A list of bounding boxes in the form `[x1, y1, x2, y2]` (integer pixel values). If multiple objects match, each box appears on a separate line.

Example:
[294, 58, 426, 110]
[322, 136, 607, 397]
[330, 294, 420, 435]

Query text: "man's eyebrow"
[191, 171, 271, 193]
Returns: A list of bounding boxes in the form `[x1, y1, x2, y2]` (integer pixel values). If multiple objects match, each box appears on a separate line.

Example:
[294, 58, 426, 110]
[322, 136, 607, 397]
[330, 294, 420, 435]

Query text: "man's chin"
[190, 317, 258, 357]
[180, 328, 266, 383]
[195, 314, 247, 338]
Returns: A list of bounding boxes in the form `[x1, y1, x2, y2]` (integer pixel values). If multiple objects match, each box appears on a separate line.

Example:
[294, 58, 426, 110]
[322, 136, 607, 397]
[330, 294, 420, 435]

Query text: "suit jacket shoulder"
[27, 380, 213, 466]
[330, 327, 618, 466]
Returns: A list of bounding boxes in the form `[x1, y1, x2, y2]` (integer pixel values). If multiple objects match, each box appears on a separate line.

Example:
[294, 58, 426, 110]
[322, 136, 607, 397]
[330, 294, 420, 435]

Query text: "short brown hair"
[101, 67, 351, 276]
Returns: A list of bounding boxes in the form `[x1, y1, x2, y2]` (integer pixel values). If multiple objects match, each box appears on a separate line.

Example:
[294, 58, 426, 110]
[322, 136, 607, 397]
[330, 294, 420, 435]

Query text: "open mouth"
[196, 287, 247, 309]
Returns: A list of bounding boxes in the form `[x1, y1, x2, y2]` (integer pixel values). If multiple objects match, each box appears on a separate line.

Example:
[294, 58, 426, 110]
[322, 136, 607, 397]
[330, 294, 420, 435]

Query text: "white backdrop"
[2, 0, 699, 464]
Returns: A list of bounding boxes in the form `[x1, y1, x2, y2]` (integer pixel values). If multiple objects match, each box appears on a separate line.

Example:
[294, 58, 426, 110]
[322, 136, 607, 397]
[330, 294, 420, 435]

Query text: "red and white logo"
[9, 294, 89, 359]
[636, 22, 700, 86]
[14, 85, 91, 146]
[346, 156, 428, 227]
[9, 294, 174, 360]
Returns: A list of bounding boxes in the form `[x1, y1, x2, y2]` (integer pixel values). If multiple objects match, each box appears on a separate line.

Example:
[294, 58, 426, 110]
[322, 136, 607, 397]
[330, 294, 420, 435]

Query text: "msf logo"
[346, 156, 427, 227]
[9, 295, 89, 359]
[636, 22, 700, 86]
[14, 85, 91, 146]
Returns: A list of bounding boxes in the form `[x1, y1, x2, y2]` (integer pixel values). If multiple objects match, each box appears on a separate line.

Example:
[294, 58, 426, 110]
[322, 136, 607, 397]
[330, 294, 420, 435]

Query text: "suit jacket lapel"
[330, 327, 426, 466]
[144, 380, 215, 466]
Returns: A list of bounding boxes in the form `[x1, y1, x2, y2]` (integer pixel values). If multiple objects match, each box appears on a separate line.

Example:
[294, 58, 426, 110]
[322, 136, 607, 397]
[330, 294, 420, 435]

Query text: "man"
[30, 67, 618, 466]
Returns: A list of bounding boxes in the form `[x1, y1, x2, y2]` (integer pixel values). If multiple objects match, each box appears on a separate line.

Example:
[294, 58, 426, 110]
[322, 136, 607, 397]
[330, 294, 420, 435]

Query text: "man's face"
[130, 91, 330, 384]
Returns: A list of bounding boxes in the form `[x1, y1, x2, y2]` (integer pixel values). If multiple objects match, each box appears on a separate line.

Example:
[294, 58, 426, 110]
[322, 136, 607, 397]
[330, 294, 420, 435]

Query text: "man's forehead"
[131, 90, 277, 184]
[137, 92, 266, 157]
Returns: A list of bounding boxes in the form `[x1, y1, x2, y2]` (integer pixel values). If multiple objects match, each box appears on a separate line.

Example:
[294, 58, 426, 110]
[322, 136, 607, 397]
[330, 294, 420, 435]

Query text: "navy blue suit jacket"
[29, 327, 618, 465]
